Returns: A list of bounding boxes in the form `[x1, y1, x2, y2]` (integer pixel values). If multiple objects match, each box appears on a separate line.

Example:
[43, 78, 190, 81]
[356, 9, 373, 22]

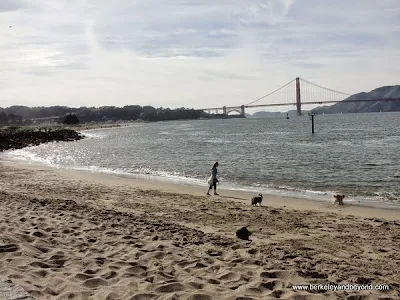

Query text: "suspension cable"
[245, 78, 296, 106]
[300, 78, 351, 96]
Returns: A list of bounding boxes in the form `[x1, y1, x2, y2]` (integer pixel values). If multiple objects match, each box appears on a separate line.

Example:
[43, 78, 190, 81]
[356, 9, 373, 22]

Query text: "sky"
[0, 0, 399, 114]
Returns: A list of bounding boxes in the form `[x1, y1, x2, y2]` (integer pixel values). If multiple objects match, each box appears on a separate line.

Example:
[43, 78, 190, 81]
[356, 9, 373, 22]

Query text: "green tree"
[63, 114, 80, 125]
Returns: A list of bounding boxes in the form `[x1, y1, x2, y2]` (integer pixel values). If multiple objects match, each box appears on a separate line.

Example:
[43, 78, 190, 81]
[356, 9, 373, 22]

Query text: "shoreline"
[3, 150, 400, 213]
[3, 159, 400, 221]
[4, 121, 398, 212]
[79, 125, 400, 211]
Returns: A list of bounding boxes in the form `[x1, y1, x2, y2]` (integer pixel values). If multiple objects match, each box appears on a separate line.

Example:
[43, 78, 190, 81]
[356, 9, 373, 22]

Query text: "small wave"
[3, 149, 59, 168]
[336, 140, 354, 146]
[218, 182, 400, 208]
[362, 139, 389, 148]
[206, 139, 233, 144]
[3, 148, 399, 209]
[364, 159, 393, 167]
[188, 131, 208, 136]
[206, 139, 263, 145]
[64, 165, 209, 187]
[81, 132, 106, 139]
[177, 124, 194, 131]
[253, 132, 292, 136]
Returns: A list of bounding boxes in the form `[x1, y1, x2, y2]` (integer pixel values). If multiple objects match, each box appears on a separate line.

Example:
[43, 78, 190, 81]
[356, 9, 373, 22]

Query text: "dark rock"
[236, 227, 252, 240]
[356, 277, 372, 284]
[248, 248, 258, 254]
[373, 218, 384, 223]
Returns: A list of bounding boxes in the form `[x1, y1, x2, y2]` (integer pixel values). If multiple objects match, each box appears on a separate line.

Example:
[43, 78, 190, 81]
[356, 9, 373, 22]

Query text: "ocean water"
[2, 112, 400, 208]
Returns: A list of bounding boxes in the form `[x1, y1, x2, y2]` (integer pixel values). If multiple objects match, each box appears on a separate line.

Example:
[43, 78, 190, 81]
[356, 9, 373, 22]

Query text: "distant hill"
[247, 111, 282, 118]
[247, 110, 312, 118]
[285, 109, 310, 115]
[312, 85, 400, 114]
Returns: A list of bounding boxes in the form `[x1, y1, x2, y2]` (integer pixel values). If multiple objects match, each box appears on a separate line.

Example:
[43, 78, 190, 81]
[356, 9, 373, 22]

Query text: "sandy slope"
[0, 162, 399, 300]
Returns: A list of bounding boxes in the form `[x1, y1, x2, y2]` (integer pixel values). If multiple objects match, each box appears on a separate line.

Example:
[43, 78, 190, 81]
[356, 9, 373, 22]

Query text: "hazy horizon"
[1, 1, 399, 114]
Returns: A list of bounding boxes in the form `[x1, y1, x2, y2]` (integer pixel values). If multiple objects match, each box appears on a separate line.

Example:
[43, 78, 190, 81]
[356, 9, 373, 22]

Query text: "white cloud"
[0, 0, 399, 112]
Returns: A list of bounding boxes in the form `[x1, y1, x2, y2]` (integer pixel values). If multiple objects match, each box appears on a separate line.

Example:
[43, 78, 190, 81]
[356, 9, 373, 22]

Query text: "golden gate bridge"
[201, 77, 400, 116]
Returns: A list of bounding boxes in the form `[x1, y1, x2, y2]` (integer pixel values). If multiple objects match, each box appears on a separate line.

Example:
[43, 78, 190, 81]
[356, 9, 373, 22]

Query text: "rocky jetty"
[0, 128, 84, 152]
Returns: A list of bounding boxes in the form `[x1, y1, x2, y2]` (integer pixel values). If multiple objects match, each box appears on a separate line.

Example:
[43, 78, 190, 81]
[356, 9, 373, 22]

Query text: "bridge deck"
[201, 98, 400, 111]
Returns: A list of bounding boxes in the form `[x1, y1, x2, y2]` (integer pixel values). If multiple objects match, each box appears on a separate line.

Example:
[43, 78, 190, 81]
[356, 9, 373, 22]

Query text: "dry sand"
[0, 161, 399, 300]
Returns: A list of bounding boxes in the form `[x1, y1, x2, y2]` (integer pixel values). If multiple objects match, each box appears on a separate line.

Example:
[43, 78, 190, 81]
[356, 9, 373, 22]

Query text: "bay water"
[3, 112, 400, 208]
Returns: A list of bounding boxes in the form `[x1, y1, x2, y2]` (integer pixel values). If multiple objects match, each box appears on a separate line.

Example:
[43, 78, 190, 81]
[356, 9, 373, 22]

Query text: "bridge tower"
[296, 77, 302, 116]
[223, 106, 227, 115]
[240, 105, 245, 116]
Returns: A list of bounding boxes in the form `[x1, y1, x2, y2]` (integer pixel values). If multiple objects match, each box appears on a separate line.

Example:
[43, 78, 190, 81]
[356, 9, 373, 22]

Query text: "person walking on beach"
[207, 162, 219, 196]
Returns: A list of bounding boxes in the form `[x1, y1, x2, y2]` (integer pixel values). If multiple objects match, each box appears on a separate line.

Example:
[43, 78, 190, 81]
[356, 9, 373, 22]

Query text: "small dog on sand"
[251, 194, 263, 206]
[333, 194, 345, 206]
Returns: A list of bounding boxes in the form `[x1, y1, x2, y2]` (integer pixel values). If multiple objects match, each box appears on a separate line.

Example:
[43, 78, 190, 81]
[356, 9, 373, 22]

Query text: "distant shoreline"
[2, 155, 400, 213]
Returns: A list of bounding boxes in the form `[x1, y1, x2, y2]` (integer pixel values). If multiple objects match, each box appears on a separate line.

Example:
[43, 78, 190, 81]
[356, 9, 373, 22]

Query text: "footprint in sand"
[186, 282, 204, 289]
[0, 244, 19, 252]
[124, 265, 148, 277]
[269, 290, 286, 298]
[30, 261, 52, 269]
[74, 273, 94, 281]
[83, 269, 98, 275]
[260, 270, 290, 279]
[154, 282, 186, 293]
[48, 257, 67, 267]
[101, 270, 118, 280]
[184, 261, 209, 271]
[82, 277, 109, 288]
[184, 294, 212, 300]
[207, 279, 220, 285]
[217, 271, 240, 282]
[33, 270, 48, 278]
[259, 280, 283, 291]
[129, 293, 157, 300]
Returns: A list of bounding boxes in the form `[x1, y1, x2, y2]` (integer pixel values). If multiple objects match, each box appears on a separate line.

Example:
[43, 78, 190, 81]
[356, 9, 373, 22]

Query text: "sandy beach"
[0, 161, 399, 300]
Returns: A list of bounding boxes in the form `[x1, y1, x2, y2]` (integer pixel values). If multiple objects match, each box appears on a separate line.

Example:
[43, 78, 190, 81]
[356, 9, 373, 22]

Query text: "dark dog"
[251, 194, 263, 206]
[333, 194, 345, 206]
